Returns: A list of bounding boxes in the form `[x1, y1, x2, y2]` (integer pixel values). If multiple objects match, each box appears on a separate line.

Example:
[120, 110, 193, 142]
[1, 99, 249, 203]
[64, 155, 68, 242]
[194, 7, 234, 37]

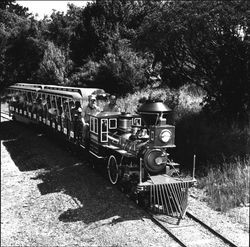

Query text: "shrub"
[116, 87, 179, 114]
[175, 113, 249, 170]
[198, 157, 250, 211]
[174, 84, 204, 121]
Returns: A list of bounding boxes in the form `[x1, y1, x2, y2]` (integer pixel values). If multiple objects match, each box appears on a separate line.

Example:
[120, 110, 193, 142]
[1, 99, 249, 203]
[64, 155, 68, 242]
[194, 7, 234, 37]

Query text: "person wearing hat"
[82, 95, 101, 143]
[103, 95, 120, 113]
[83, 95, 101, 124]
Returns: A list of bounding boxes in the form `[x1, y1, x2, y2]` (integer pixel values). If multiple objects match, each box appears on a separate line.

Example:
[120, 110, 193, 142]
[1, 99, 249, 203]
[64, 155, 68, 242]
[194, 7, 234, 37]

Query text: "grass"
[198, 157, 250, 212]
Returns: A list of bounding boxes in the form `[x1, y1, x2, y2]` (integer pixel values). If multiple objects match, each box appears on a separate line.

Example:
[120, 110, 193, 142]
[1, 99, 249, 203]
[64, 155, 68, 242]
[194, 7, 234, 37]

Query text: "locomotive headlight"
[159, 129, 171, 143]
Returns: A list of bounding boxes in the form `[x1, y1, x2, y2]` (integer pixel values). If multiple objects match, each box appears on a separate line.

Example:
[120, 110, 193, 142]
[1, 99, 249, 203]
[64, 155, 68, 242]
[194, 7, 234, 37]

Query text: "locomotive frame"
[6, 83, 196, 219]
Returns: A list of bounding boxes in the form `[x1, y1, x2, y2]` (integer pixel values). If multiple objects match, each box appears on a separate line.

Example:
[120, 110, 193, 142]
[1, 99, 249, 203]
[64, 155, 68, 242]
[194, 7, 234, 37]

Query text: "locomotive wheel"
[107, 155, 119, 185]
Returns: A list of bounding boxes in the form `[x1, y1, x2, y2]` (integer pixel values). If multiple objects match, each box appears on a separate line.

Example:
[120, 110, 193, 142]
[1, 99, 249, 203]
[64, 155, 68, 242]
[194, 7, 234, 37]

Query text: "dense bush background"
[0, 0, 249, 171]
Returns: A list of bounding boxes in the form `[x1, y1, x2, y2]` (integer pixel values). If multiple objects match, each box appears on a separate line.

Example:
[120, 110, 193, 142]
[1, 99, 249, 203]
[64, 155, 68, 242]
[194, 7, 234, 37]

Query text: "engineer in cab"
[103, 95, 120, 113]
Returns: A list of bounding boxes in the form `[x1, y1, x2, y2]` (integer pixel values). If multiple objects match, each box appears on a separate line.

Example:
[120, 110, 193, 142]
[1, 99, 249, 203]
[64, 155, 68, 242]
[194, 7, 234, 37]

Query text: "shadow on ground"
[0, 121, 28, 141]
[1, 121, 66, 171]
[1, 120, 147, 224]
[33, 164, 145, 225]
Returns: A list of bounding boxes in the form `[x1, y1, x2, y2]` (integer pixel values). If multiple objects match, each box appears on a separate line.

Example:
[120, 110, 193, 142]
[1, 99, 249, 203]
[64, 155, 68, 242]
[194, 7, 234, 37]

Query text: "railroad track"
[147, 210, 239, 247]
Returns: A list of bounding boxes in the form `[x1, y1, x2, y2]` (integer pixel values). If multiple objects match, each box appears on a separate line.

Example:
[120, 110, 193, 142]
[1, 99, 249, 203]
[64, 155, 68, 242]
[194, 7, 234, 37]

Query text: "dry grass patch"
[198, 157, 250, 212]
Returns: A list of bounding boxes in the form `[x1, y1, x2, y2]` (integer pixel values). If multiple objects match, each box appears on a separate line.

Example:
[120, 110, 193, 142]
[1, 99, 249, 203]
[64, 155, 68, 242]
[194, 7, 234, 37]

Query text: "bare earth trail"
[0, 114, 180, 247]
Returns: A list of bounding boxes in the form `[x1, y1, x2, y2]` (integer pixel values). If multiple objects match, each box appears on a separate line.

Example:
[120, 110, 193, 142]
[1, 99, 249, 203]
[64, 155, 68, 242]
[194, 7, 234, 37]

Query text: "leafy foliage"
[137, 0, 249, 123]
[0, 0, 249, 126]
[35, 41, 72, 85]
[4, 18, 46, 84]
[0, 0, 30, 17]
[0, 9, 37, 90]
[68, 60, 99, 87]
[95, 39, 149, 95]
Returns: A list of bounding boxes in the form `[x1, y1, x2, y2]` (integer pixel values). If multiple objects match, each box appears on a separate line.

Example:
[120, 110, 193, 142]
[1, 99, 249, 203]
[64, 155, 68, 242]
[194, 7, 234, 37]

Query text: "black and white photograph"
[0, 1, 249, 246]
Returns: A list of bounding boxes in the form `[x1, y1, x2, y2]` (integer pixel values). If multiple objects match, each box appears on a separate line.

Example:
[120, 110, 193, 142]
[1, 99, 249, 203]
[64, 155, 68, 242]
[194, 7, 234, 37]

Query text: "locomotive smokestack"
[137, 100, 171, 126]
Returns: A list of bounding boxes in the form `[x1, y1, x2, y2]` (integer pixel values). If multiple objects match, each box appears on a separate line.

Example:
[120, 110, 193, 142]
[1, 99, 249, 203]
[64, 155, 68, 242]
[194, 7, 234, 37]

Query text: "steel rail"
[147, 211, 188, 247]
[146, 210, 240, 247]
[186, 212, 239, 247]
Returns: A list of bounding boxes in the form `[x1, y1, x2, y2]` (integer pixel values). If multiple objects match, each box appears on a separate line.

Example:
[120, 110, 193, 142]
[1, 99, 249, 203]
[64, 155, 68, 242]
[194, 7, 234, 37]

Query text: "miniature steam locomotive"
[88, 101, 195, 217]
[7, 83, 195, 218]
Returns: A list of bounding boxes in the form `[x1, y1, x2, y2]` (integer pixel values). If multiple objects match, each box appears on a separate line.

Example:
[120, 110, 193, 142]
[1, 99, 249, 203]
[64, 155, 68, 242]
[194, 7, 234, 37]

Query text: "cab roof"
[44, 85, 106, 98]
[9, 84, 42, 92]
[38, 89, 82, 100]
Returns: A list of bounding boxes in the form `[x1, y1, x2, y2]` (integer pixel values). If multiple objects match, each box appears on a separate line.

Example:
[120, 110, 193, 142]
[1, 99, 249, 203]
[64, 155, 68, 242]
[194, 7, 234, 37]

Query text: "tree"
[35, 41, 73, 85]
[0, 0, 15, 10]
[45, 4, 82, 51]
[137, 0, 249, 124]
[0, 0, 30, 17]
[5, 35, 46, 83]
[69, 0, 161, 66]
[68, 60, 99, 87]
[3, 17, 46, 84]
[0, 6, 32, 91]
[95, 39, 149, 95]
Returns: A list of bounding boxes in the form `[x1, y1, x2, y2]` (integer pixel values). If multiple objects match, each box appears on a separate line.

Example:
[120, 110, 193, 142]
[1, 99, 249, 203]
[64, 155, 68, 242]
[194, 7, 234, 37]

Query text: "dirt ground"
[1, 103, 249, 247]
[1, 107, 180, 247]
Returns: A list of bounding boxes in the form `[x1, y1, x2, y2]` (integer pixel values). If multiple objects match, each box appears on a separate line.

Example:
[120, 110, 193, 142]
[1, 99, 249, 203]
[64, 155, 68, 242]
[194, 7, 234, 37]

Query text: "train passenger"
[36, 97, 43, 115]
[83, 95, 101, 124]
[61, 100, 70, 130]
[57, 101, 63, 125]
[82, 95, 101, 142]
[72, 101, 84, 143]
[18, 94, 25, 105]
[102, 95, 120, 113]
[22, 95, 28, 110]
[48, 100, 57, 117]
[26, 93, 33, 113]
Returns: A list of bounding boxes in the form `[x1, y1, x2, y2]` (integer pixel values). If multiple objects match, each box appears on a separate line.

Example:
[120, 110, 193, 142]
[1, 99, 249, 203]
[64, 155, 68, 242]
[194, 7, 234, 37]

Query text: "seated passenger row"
[9, 88, 120, 143]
